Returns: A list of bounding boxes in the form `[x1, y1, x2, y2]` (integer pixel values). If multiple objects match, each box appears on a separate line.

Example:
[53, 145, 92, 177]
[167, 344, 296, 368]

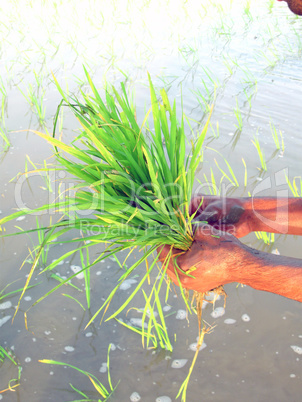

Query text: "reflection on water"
[0, 0, 302, 401]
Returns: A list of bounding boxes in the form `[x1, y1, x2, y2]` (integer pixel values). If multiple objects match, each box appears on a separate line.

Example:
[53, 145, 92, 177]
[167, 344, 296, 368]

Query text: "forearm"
[234, 244, 302, 302]
[243, 197, 302, 235]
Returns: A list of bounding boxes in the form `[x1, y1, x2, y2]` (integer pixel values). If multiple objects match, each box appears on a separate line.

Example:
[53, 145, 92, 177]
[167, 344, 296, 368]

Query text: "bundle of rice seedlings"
[0, 69, 212, 400]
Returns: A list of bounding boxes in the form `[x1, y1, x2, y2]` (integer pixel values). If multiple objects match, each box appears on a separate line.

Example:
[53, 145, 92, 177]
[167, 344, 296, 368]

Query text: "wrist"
[240, 197, 285, 234]
[231, 244, 302, 302]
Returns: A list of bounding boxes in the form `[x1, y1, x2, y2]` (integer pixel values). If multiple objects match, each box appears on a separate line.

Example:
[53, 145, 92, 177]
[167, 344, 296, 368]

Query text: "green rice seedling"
[270, 121, 284, 152]
[1, 93, 7, 125]
[0, 346, 22, 394]
[0, 77, 7, 98]
[177, 326, 207, 401]
[243, 0, 253, 20]
[268, 0, 275, 12]
[243, 88, 252, 109]
[80, 245, 91, 309]
[209, 121, 220, 138]
[1, 71, 213, 401]
[0, 126, 10, 151]
[61, 292, 86, 310]
[0, 92, 10, 150]
[206, 147, 239, 188]
[17, 217, 51, 267]
[192, 87, 212, 113]
[234, 98, 243, 131]
[240, 65, 257, 88]
[257, 48, 279, 69]
[255, 231, 275, 245]
[50, 272, 80, 288]
[0, 281, 38, 303]
[242, 158, 247, 187]
[39, 344, 118, 401]
[285, 175, 302, 197]
[222, 54, 238, 75]
[179, 42, 198, 66]
[252, 135, 267, 171]
[0, 69, 212, 333]
[19, 82, 46, 125]
[201, 66, 220, 94]
[35, 217, 50, 265]
[200, 168, 219, 195]
[117, 280, 174, 351]
[23, 155, 53, 193]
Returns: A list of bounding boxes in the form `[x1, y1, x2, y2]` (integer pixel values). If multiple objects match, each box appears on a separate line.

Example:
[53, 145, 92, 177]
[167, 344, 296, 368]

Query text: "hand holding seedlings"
[158, 225, 245, 294]
[159, 196, 302, 302]
[190, 195, 302, 237]
[190, 195, 250, 238]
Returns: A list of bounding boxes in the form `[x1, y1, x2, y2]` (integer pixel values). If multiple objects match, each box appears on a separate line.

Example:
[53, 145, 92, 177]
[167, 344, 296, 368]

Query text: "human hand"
[190, 195, 253, 238]
[158, 225, 246, 293]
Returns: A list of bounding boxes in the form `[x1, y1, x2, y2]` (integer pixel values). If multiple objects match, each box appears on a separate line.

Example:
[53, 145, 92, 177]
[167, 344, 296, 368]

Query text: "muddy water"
[0, 1, 302, 401]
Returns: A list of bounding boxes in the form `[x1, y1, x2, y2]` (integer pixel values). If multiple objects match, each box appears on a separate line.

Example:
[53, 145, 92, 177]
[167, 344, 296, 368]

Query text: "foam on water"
[130, 318, 147, 329]
[70, 265, 84, 280]
[0, 301, 12, 310]
[291, 345, 302, 355]
[156, 397, 172, 402]
[175, 309, 187, 320]
[99, 362, 107, 373]
[130, 391, 141, 401]
[64, 346, 75, 352]
[224, 318, 236, 324]
[171, 359, 188, 368]
[119, 278, 137, 290]
[211, 307, 225, 318]
[0, 316, 11, 327]
[189, 342, 207, 352]
[241, 314, 250, 322]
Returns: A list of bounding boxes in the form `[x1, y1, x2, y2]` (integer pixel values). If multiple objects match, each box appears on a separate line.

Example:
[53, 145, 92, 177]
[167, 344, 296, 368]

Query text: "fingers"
[157, 244, 172, 262]
[193, 224, 222, 242]
[220, 204, 245, 224]
[193, 224, 239, 243]
[190, 195, 218, 215]
[196, 205, 220, 223]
